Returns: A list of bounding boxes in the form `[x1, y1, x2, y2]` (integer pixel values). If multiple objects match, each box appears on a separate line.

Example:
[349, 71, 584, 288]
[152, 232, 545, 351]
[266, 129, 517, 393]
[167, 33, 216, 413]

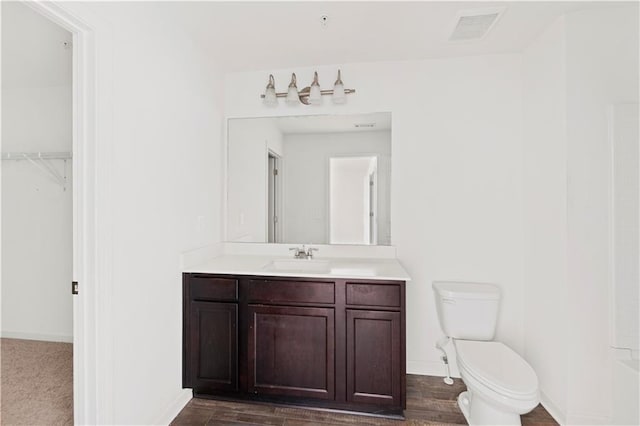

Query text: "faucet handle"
[289, 247, 300, 256]
[306, 247, 318, 259]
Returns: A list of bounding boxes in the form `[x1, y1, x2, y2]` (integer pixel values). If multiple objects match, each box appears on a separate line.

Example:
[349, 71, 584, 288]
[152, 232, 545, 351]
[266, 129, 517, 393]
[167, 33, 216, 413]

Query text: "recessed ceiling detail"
[449, 7, 505, 42]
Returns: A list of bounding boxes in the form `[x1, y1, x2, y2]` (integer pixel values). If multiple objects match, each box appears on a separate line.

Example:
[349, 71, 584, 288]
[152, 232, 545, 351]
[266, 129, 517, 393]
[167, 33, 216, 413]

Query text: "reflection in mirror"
[329, 156, 378, 245]
[226, 113, 391, 245]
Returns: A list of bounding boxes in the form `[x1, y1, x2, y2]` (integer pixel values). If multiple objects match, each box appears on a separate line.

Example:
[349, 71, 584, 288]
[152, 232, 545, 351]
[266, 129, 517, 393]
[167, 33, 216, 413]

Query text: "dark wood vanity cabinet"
[248, 305, 335, 400]
[183, 273, 406, 416]
[182, 275, 239, 393]
[188, 301, 238, 392]
[346, 309, 401, 406]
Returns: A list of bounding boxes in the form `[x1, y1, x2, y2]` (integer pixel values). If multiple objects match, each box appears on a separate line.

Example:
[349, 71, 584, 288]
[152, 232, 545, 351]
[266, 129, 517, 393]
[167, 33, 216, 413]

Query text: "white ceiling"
[165, 1, 622, 72]
[1, 1, 626, 88]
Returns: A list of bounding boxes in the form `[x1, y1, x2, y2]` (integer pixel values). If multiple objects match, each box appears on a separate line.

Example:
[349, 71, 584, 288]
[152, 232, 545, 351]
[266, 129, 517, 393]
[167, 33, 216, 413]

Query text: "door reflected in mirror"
[227, 112, 391, 245]
[329, 156, 379, 245]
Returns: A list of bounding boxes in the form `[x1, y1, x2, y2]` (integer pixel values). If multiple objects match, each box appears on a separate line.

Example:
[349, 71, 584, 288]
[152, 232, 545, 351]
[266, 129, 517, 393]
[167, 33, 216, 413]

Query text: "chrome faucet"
[289, 245, 318, 259]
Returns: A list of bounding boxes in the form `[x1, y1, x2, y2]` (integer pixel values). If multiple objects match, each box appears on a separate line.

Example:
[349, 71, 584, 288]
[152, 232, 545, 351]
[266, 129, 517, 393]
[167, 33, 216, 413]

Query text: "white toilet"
[432, 281, 539, 425]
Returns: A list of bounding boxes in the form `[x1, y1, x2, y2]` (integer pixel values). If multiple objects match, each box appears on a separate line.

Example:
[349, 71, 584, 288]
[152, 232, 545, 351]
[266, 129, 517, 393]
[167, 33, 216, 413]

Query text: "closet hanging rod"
[1, 151, 72, 160]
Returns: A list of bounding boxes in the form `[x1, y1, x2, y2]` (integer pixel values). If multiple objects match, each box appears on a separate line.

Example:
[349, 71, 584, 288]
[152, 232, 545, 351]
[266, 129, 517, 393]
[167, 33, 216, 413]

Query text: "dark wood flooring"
[171, 375, 558, 425]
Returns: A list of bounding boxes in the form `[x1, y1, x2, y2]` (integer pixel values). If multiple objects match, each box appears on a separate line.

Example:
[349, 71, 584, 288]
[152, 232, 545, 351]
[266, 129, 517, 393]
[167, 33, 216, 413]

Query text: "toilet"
[432, 281, 539, 425]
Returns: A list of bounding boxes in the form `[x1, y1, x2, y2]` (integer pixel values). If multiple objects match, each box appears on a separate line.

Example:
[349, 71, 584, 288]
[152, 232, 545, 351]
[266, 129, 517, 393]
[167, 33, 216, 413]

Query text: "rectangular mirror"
[226, 112, 391, 245]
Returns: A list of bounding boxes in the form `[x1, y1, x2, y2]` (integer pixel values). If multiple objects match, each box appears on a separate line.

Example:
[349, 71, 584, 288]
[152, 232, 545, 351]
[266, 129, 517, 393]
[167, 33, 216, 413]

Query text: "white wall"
[522, 5, 639, 424]
[1, 3, 73, 342]
[47, 2, 225, 424]
[565, 6, 639, 424]
[610, 104, 639, 426]
[224, 55, 525, 376]
[610, 104, 639, 353]
[282, 131, 391, 245]
[522, 16, 570, 421]
[227, 118, 283, 242]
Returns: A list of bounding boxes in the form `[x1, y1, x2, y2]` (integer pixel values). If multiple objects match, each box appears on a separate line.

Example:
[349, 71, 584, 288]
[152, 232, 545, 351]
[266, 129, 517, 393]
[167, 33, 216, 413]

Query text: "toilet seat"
[454, 340, 538, 401]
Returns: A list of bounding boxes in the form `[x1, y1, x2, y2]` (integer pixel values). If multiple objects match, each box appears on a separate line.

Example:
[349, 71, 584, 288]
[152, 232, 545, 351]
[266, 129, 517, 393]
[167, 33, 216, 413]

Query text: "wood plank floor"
[171, 375, 558, 425]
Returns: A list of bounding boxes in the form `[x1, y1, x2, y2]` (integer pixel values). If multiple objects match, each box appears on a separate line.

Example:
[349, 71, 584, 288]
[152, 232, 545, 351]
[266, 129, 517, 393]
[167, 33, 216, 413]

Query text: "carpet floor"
[1, 338, 73, 425]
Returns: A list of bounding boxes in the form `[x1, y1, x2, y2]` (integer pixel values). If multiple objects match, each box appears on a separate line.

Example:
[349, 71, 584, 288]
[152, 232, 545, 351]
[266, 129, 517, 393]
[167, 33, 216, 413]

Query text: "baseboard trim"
[153, 389, 192, 425]
[407, 360, 461, 378]
[540, 391, 566, 425]
[1, 331, 73, 343]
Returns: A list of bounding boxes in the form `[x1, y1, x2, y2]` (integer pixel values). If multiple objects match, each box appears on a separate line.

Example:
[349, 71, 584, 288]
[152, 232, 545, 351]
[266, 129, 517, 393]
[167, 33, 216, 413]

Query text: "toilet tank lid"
[432, 281, 500, 300]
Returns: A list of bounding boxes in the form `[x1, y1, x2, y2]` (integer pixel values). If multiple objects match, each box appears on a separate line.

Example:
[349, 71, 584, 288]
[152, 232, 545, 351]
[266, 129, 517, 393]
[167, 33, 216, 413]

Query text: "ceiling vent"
[449, 7, 505, 42]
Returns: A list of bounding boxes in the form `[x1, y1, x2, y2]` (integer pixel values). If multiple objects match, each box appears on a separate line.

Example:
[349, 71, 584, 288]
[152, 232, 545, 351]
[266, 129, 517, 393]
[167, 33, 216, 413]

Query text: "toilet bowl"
[432, 281, 539, 425]
[454, 339, 539, 425]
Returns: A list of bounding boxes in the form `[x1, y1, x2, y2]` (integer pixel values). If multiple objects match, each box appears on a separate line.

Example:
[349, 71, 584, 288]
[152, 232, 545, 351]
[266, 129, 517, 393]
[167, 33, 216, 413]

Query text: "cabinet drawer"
[346, 282, 401, 308]
[190, 275, 238, 301]
[247, 279, 334, 304]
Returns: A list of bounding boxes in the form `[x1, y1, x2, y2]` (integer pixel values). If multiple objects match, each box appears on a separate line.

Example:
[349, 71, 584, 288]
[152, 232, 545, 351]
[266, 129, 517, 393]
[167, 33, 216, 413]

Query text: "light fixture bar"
[262, 70, 355, 105]
[261, 88, 356, 104]
[261, 88, 356, 98]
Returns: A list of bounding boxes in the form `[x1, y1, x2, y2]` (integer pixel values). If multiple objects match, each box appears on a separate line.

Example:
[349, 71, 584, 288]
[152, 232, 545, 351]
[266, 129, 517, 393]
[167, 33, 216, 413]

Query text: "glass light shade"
[286, 86, 299, 105]
[308, 71, 322, 105]
[263, 86, 277, 106]
[285, 73, 300, 106]
[332, 82, 346, 104]
[309, 84, 322, 105]
[263, 74, 278, 107]
[286, 73, 299, 106]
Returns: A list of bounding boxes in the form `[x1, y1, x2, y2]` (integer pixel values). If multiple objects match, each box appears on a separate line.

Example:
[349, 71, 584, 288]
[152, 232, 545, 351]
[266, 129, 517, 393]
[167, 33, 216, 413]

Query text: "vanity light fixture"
[332, 69, 346, 104]
[263, 74, 277, 107]
[308, 72, 322, 105]
[286, 73, 299, 106]
[261, 70, 355, 106]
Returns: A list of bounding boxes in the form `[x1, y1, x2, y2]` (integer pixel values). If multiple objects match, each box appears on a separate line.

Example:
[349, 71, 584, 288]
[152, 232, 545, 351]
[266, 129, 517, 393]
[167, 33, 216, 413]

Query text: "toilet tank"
[432, 281, 501, 340]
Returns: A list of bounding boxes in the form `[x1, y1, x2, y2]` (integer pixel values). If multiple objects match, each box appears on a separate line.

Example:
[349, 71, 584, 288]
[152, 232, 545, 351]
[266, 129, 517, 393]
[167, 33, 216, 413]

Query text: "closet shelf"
[1, 151, 72, 190]
[1, 151, 72, 160]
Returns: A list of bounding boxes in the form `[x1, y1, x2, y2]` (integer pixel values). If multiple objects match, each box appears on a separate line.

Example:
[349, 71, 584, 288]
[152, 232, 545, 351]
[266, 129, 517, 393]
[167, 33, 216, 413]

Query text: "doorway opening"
[1, 2, 81, 424]
[329, 156, 378, 245]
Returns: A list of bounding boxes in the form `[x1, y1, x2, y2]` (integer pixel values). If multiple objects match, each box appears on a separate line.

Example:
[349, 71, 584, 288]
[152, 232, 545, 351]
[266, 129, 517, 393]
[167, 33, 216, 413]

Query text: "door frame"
[21, 1, 114, 424]
[267, 150, 283, 243]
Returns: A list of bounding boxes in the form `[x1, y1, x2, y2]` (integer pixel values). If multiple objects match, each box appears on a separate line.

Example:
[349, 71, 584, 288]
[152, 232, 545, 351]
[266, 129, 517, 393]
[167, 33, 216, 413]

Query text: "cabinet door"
[189, 301, 238, 392]
[248, 305, 335, 400]
[346, 310, 401, 406]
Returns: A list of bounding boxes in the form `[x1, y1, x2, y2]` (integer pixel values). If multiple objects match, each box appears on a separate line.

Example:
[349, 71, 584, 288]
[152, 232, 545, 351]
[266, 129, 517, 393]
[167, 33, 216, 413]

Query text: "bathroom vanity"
[182, 255, 409, 416]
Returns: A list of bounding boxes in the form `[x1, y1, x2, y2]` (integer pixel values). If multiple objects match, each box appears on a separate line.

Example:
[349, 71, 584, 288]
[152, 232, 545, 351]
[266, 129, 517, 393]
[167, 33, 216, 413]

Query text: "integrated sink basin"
[263, 259, 331, 273]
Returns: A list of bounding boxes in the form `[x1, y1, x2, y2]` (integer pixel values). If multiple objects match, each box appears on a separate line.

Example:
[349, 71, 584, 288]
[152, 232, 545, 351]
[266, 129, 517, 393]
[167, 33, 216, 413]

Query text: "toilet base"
[457, 391, 472, 422]
[457, 390, 522, 425]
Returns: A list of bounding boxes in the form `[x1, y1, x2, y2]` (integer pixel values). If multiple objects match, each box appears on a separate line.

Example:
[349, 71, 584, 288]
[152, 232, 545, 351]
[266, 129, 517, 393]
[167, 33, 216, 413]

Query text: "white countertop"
[183, 254, 411, 281]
